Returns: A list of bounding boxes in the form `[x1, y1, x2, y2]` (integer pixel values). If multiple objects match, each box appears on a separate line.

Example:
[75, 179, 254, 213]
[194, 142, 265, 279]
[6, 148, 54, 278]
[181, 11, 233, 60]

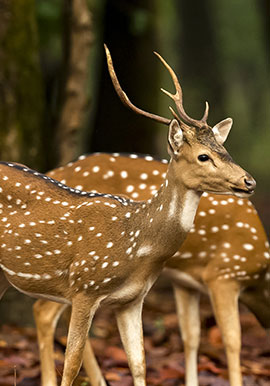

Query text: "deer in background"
[0, 46, 256, 386]
[34, 153, 269, 386]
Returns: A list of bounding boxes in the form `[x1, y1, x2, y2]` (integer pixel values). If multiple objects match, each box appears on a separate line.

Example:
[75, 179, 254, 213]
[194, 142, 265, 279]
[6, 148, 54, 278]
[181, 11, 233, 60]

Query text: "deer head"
[104, 45, 256, 198]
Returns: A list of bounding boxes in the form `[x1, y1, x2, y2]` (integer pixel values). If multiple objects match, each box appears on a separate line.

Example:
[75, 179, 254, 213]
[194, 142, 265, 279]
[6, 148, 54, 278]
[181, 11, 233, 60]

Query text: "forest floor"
[0, 285, 269, 386]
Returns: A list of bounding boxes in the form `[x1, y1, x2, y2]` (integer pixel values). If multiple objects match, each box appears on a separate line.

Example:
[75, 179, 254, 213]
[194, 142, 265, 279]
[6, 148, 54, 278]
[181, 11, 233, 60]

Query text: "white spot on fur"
[243, 243, 254, 251]
[92, 166, 100, 173]
[136, 244, 153, 257]
[264, 252, 270, 259]
[140, 173, 148, 180]
[120, 171, 128, 179]
[126, 185, 134, 193]
[198, 211, 206, 216]
[180, 252, 193, 259]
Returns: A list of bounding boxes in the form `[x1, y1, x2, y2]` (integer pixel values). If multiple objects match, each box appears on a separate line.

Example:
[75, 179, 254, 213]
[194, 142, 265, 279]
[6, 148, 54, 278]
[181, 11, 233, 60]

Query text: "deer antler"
[104, 44, 209, 128]
[154, 52, 209, 128]
[104, 44, 171, 125]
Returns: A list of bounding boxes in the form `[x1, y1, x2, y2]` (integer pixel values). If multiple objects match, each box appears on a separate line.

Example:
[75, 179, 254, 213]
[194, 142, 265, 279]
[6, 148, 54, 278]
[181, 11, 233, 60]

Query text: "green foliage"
[211, 0, 270, 188]
[129, 8, 151, 36]
[35, 0, 63, 61]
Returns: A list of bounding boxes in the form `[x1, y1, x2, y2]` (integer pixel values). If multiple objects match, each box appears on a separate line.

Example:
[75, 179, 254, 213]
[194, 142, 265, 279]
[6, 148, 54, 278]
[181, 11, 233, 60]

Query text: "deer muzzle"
[231, 173, 256, 197]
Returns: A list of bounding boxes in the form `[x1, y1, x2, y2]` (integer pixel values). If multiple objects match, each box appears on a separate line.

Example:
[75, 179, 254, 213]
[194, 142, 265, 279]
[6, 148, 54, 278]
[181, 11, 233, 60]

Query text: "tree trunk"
[0, 0, 44, 170]
[55, 0, 93, 166]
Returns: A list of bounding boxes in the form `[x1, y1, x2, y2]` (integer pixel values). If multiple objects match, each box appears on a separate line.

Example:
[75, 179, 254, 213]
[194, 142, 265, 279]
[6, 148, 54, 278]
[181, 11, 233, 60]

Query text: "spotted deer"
[34, 153, 269, 386]
[0, 46, 256, 386]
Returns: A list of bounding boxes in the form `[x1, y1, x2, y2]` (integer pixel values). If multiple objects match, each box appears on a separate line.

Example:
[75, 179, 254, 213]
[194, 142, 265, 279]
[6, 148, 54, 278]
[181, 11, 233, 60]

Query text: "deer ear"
[212, 118, 233, 145]
[168, 119, 184, 157]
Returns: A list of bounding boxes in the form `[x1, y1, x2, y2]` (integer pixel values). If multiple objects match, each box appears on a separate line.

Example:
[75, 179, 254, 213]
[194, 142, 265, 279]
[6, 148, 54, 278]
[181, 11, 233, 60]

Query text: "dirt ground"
[0, 285, 269, 386]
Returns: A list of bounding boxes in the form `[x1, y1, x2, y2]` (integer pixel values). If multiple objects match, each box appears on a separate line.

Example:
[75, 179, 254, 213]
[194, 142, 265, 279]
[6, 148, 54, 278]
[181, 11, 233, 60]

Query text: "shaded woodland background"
[0, 1, 269, 384]
[0, 0, 269, 210]
[0, 0, 269, 327]
[0, 0, 269, 208]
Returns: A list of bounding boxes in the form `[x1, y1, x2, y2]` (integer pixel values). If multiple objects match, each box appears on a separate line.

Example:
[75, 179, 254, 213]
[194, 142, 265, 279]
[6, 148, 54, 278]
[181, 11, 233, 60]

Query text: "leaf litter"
[0, 287, 269, 385]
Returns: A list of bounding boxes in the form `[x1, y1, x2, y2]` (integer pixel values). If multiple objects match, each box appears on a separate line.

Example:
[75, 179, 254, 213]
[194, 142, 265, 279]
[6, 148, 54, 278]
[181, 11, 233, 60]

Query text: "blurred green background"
[0, 0, 269, 326]
[0, 0, 269, 228]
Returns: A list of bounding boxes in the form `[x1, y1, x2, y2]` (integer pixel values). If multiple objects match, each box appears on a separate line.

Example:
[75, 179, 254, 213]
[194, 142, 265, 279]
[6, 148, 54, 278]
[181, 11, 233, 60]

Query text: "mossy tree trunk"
[0, 0, 45, 170]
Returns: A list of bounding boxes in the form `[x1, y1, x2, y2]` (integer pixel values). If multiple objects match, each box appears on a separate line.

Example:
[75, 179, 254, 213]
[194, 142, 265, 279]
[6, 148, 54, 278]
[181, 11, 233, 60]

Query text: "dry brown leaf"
[159, 366, 185, 380]
[208, 325, 223, 347]
[105, 371, 122, 381]
[105, 346, 127, 362]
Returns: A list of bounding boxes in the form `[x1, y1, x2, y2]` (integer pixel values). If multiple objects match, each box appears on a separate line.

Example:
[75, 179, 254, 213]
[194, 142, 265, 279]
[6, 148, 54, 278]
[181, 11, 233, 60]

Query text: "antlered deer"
[35, 152, 269, 386]
[0, 46, 256, 386]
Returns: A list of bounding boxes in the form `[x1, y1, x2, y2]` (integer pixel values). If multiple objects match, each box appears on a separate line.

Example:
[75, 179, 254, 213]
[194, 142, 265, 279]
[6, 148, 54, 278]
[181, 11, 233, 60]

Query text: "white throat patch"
[168, 189, 178, 218]
[179, 190, 201, 232]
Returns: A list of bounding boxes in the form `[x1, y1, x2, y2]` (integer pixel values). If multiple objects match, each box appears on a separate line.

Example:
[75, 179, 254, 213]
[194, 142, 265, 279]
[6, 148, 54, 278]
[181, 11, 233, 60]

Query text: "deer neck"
[134, 160, 202, 260]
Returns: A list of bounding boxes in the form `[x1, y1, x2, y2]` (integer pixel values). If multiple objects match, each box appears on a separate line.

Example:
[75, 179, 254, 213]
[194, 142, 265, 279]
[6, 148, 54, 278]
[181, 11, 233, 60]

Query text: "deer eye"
[198, 154, 210, 162]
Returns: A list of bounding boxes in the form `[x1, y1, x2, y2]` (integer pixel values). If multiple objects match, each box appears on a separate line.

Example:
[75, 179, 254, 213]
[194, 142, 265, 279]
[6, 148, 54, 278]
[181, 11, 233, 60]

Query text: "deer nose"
[244, 176, 256, 191]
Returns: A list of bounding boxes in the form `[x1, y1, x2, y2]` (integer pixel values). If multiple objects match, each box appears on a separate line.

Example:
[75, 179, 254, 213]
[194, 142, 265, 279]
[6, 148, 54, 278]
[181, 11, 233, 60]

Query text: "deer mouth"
[231, 187, 255, 197]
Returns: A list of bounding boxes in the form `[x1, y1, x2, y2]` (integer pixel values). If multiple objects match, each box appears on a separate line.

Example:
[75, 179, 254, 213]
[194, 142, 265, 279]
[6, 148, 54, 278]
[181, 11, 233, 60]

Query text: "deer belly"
[104, 274, 157, 306]
[0, 262, 70, 301]
[163, 267, 207, 293]
[10, 282, 71, 305]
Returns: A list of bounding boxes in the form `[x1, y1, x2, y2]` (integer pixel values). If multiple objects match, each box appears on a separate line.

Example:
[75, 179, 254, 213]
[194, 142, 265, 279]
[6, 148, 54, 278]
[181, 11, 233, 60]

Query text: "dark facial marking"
[195, 126, 234, 163]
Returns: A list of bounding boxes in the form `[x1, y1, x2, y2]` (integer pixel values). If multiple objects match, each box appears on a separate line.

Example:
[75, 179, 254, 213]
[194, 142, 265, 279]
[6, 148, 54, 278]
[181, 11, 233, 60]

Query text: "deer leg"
[0, 270, 10, 299]
[83, 339, 108, 386]
[208, 281, 242, 386]
[33, 299, 68, 386]
[115, 298, 146, 386]
[240, 284, 270, 329]
[173, 284, 200, 386]
[60, 293, 101, 386]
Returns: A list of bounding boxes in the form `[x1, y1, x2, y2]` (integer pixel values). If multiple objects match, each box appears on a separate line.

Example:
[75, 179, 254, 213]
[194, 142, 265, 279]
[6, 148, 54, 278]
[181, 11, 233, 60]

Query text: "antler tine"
[154, 51, 209, 128]
[201, 101, 209, 123]
[168, 106, 181, 121]
[154, 52, 182, 102]
[104, 44, 171, 125]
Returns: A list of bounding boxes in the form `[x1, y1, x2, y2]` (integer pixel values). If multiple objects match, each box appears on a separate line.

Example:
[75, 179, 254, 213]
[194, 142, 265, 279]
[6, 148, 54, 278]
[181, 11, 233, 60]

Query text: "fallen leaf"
[159, 366, 185, 380]
[105, 346, 127, 362]
[105, 371, 122, 381]
[198, 360, 223, 374]
[208, 325, 223, 347]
